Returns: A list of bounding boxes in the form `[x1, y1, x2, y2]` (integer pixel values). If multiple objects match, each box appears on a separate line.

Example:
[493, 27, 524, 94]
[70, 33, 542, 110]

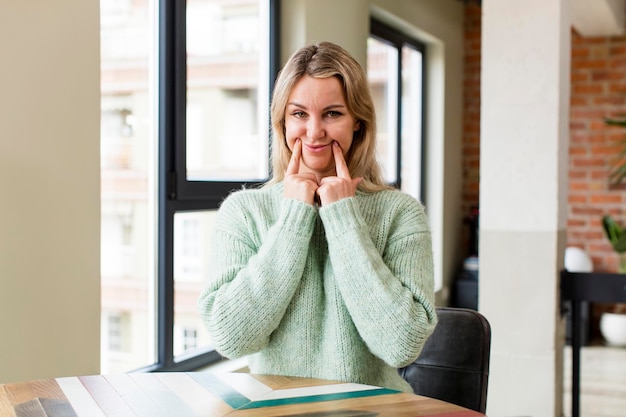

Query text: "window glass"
[367, 37, 399, 185]
[400, 45, 424, 200]
[173, 211, 217, 359]
[106, 314, 123, 352]
[186, 0, 270, 182]
[101, 0, 274, 371]
[368, 24, 425, 201]
[100, 0, 157, 373]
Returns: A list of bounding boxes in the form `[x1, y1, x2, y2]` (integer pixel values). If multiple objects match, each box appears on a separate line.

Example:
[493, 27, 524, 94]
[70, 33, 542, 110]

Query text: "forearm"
[320, 197, 437, 367]
[198, 198, 316, 358]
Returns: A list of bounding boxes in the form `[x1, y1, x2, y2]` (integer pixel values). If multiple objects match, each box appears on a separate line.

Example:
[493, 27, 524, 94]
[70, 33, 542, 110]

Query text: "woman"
[198, 41, 437, 393]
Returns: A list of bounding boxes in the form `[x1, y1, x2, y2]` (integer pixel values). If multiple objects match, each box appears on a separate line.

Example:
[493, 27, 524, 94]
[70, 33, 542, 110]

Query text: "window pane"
[367, 37, 399, 185]
[186, 0, 270, 182]
[401, 45, 423, 200]
[100, 0, 157, 373]
[173, 211, 216, 359]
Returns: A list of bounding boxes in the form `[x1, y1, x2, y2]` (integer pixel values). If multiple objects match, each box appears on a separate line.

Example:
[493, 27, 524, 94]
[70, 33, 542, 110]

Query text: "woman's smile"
[284, 75, 359, 179]
[303, 142, 331, 153]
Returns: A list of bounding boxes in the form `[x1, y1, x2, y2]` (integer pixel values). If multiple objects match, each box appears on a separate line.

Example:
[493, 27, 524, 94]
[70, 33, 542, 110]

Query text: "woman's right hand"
[283, 139, 319, 205]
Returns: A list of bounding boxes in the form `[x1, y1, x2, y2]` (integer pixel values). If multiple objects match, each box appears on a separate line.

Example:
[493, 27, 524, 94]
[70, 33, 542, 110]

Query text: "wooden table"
[0, 372, 486, 416]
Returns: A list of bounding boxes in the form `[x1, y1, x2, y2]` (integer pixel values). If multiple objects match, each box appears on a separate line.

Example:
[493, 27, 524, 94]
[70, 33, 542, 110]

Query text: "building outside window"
[107, 314, 122, 352]
[100, 0, 275, 373]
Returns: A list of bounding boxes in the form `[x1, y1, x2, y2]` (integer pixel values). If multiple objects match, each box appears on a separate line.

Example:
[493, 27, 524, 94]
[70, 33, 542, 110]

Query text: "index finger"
[285, 139, 301, 176]
[332, 141, 351, 179]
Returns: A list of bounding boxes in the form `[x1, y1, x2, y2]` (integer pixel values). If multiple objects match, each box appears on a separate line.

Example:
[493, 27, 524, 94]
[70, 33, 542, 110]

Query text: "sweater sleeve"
[197, 192, 317, 358]
[319, 193, 438, 368]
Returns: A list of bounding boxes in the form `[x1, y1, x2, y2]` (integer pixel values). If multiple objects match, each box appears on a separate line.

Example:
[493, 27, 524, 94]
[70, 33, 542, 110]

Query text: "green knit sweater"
[198, 183, 437, 392]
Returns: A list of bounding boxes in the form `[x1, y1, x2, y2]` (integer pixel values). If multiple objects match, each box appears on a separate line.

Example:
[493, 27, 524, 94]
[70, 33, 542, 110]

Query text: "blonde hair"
[266, 41, 391, 192]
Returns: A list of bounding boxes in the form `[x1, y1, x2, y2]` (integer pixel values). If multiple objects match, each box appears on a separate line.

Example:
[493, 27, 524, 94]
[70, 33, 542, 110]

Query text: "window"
[368, 19, 426, 202]
[100, 0, 157, 374]
[100, 0, 278, 373]
[184, 328, 198, 351]
[107, 314, 123, 352]
[174, 326, 199, 356]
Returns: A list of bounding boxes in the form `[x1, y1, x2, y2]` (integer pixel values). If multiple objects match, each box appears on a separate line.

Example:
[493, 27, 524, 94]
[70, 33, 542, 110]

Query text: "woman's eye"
[326, 111, 342, 118]
[292, 111, 306, 118]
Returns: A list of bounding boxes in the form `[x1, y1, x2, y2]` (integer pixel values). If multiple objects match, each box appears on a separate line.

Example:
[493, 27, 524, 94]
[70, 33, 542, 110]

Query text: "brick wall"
[569, 30, 626, 272]
[462, 4, 626, 273]
[461, 3, 482, 258]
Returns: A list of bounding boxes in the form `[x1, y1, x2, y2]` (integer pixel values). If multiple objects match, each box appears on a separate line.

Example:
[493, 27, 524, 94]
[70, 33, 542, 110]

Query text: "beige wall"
[0, 1, 101, 383]
[370, 0, 465, 302]
[280, 0, 370, 65]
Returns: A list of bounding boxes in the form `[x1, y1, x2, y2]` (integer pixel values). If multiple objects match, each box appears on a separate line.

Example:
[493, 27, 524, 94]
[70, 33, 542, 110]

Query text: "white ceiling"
[571, 0, 625, 36]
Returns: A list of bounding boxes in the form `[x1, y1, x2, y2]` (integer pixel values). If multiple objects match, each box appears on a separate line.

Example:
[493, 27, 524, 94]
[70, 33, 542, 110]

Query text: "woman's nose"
[307, 117, 325, 139]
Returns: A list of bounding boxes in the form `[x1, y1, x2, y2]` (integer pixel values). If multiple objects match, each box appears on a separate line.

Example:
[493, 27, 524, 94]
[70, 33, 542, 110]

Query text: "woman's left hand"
[316, 142, 362, 206]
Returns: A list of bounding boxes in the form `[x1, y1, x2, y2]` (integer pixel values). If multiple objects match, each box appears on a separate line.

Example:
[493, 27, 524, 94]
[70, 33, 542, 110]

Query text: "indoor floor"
[563, 344, 626, 417]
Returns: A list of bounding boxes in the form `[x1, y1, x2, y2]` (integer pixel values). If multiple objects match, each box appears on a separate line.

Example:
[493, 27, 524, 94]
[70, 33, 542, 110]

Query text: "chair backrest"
[398, 307, 491, 413]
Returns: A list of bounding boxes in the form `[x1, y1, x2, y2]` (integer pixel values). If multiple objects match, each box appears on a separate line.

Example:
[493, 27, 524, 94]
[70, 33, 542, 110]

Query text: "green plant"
[602, 215, 626, 253]
[602, 214, 626, 273]
[605, 116, 626, 186]
[600, 115, 626, 315]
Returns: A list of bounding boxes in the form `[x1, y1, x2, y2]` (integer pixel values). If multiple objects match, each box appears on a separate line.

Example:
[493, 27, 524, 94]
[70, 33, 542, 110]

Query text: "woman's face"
[284, 75, 359, 179]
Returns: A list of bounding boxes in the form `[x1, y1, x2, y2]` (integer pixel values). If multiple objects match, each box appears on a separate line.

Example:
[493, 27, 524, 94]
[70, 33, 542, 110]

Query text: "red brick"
[567, 218, 587, 228]
[572, 206, 605, 216]
[591, 70, 610, 81]
[587, 133, 608, 143]
[609, 84, 626, 94]
[569, 169, 587, 179]
[570, 121, 589, 131]
[591, 144, 621, 156]
[571, 109, 605, 119]
[573, 84, 604, 95]
[610, 57, 626, 67]
[571, 96, 590, 107]
[591, 170, 611, 180]
[572, 157, 607, 168]
[569, 195, 588, 204]
[569, 146, 587, 156]
[593, 95, 626, 106]
[609, 45, 626, 56]
[590, 120, 610, 130]
[590, 194, 624, 204]
[571, 72, 589, 83]
[572, 47, 590, 58]
[572, 59, 608, 70]
[570, 181, 589, 190]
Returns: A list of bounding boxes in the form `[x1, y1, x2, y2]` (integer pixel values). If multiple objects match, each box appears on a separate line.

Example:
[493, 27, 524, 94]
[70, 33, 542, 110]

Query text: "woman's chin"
[301, 159, 333, 175]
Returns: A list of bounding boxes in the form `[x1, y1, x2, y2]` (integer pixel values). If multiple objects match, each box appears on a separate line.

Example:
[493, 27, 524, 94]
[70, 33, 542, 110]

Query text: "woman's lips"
[304, 143, 331, 153]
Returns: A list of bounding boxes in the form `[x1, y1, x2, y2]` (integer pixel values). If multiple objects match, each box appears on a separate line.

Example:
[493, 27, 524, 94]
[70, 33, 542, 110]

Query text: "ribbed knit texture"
[198, 183, 437, 393]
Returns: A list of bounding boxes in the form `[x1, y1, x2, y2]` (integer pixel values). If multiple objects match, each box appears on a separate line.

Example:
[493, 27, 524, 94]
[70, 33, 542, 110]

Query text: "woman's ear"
[353, 120, 361, 132]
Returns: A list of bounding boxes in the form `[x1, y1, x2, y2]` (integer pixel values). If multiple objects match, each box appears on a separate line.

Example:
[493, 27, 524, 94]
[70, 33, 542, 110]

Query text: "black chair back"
[399, 307, 491, 413]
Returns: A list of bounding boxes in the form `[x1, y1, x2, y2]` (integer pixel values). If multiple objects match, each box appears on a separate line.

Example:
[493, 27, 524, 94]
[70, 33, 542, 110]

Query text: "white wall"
[0, 1, 101, 383]
[480, 0, 570, 415]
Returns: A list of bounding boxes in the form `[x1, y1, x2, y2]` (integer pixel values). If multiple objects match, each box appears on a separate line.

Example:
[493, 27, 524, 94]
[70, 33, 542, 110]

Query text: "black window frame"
[143, 0, 280, 372]
[369, 18, 427, 203]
